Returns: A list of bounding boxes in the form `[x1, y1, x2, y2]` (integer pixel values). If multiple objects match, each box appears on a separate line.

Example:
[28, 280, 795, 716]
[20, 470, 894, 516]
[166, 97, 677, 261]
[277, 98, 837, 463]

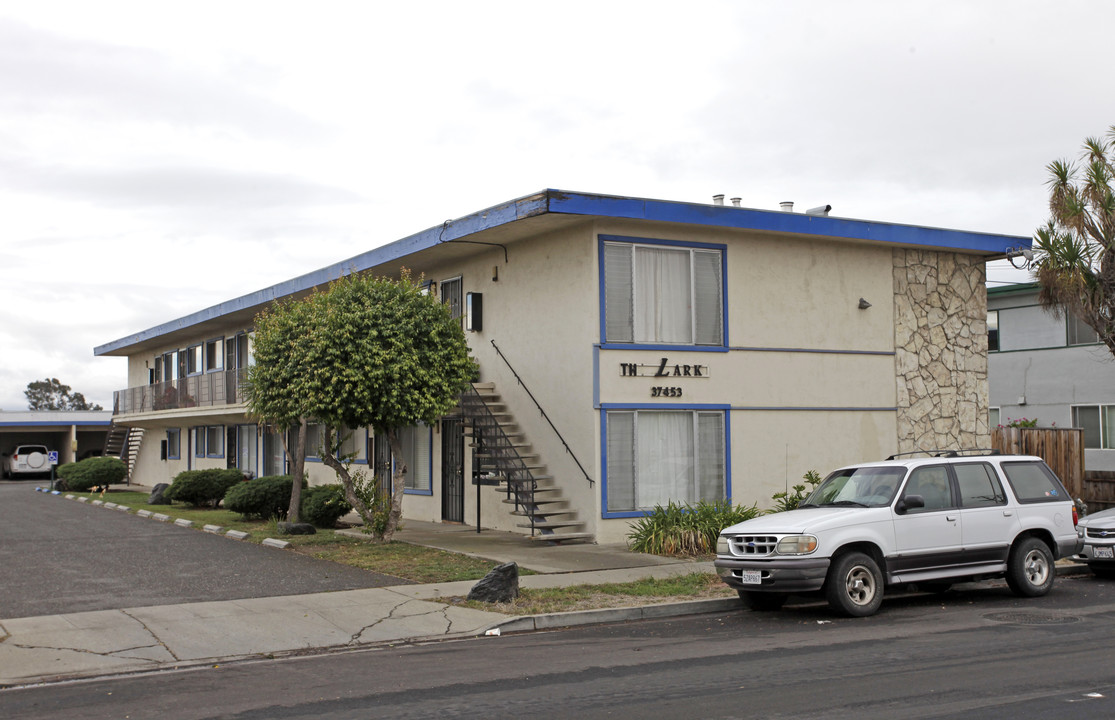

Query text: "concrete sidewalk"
[0, 489, 726, 687]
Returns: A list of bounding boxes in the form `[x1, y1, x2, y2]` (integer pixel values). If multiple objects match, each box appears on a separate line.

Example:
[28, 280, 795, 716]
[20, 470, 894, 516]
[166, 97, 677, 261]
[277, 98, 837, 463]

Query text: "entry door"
[441, 417, 465, 523]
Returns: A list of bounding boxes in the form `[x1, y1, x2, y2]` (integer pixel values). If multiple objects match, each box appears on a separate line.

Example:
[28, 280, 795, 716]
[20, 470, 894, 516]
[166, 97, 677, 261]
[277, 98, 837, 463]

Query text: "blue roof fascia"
[95, 189, 1025, 355]
[546, 191, 1029, 255]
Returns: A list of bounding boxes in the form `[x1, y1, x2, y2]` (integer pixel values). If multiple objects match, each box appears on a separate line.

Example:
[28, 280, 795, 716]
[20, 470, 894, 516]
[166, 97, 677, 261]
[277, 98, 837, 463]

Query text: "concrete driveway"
[0, 483, 408, 619]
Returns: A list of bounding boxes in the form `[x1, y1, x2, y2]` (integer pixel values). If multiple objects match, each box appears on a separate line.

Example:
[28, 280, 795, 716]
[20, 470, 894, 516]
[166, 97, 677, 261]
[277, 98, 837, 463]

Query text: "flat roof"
[96, 188, 1029, 356]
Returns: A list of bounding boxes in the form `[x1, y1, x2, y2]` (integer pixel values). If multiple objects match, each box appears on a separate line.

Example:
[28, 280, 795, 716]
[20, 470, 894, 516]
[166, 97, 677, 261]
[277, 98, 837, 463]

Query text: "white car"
[715, 452, 1081, 617]
[2, 444, 52, 479]
[1073, 507, 1115, 578]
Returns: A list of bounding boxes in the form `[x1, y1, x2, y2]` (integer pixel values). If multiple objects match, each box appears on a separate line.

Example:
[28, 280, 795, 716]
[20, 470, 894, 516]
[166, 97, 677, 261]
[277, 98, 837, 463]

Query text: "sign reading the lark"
[619, 358, 709, 378]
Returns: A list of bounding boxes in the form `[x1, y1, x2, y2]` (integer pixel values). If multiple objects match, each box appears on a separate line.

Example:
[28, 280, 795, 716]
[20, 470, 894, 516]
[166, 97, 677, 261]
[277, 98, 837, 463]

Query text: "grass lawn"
[74, 489, 500, 584]
[452, 572, 736, 615]
[70, 488, 735, 612]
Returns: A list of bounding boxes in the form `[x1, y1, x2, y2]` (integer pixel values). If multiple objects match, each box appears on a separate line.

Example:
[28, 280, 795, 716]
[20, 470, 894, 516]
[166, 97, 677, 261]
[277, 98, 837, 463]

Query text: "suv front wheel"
[825, 551, 884, 617]
[1006, 537, 1055, 597]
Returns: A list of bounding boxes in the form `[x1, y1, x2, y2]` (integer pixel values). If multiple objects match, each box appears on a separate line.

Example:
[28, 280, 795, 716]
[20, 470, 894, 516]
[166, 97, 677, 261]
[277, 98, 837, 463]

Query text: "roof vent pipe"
[780, 201, 794, 212]
[730, 197, 741, 207]
[805, 204, 832, 216]
[713, 194, 725, 206]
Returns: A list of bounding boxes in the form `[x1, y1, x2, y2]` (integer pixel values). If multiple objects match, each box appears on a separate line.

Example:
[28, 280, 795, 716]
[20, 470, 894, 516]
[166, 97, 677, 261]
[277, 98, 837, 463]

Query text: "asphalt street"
[0, 482, 408, 618]
[4, 573, 1114, 720]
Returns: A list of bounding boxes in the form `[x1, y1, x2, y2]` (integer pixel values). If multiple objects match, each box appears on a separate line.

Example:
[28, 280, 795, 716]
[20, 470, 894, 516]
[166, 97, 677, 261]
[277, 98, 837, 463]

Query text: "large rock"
[148, 483, 171, 505]
[276, 522, 317, 536]
[467, 562, 519, 603]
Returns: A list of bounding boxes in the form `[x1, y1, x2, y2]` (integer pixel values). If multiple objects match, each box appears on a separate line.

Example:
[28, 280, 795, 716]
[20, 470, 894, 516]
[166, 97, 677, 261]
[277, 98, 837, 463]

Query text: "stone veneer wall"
[893, 249, 991, 453]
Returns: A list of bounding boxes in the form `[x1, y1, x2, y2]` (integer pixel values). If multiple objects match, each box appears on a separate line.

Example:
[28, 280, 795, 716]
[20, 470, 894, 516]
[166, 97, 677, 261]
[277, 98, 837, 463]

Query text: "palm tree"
[1032, 126, 1115, 357]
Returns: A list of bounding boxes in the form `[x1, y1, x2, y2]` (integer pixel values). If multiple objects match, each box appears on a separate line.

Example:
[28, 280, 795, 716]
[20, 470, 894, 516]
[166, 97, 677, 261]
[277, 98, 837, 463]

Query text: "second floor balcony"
[113, 368, 249, 415]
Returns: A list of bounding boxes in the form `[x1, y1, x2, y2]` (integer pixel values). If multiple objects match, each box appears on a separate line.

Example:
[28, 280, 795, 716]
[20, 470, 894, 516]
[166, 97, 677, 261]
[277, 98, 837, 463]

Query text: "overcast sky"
[1, 1, 1112, 412]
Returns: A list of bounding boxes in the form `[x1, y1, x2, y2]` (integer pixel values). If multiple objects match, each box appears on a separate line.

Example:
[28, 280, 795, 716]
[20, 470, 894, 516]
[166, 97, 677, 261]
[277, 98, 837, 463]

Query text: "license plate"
[1095, 546, 1114, 559]
[740, 570, 762, 585]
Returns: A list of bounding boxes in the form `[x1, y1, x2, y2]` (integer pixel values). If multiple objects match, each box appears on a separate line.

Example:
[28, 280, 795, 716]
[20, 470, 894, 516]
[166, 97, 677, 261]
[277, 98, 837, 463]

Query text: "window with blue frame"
[602, 237, 724, 346]
[604, 409, 726, 514]
[376, 425, 431, 493]
[166, 428, 181, 459]
[192, 425, 225, 458]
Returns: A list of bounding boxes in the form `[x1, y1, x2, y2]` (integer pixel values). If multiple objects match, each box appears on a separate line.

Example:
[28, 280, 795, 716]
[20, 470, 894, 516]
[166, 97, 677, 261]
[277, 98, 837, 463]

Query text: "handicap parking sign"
[48, 451, 59, 465]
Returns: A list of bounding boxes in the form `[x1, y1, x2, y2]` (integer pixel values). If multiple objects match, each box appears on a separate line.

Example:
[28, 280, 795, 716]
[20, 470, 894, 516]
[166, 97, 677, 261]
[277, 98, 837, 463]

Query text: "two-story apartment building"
[988, 282, 1115, 471]
[95, 189, 1023, 544]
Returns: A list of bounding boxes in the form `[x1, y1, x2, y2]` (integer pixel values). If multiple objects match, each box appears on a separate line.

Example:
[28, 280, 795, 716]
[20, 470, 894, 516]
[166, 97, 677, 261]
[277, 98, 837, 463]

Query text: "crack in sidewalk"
[120, 609, 181, 662]
[348, 600, 452, 644]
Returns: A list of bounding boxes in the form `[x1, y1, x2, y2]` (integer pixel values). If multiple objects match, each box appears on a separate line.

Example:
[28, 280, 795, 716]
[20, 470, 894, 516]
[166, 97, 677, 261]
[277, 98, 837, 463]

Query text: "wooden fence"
[1083, 471, 1115, 512]
[990, 427, 1085, 500]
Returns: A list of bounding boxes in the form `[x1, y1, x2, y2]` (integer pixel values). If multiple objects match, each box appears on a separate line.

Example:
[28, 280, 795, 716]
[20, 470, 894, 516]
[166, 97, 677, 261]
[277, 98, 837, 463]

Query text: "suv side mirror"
[896, 494, 925, 515]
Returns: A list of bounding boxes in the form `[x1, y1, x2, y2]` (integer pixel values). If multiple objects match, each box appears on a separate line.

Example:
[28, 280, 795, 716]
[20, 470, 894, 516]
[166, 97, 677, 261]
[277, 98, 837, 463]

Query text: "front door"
[441, 417, 464, 523]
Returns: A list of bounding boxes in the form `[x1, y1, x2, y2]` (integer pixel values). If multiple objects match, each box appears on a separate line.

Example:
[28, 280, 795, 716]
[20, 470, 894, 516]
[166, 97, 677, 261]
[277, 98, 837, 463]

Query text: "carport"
[0, 411, 113, 466]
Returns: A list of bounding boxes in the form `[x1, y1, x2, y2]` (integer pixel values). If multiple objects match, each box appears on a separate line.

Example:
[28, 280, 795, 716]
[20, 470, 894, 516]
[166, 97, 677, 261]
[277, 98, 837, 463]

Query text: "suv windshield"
[802, 466, 906, 508]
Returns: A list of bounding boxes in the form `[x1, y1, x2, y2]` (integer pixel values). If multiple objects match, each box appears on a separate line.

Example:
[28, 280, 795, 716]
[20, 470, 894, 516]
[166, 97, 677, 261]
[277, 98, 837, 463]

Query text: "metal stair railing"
[489, 339, 594, 488]
[459, 384, 541, 535]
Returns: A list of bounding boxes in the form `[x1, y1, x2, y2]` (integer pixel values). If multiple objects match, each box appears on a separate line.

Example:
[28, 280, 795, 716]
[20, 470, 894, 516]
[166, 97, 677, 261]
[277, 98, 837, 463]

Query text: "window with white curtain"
[603, 239, 724, 346]
[605, 410, 726, 513]
[400, 424, 431, 491]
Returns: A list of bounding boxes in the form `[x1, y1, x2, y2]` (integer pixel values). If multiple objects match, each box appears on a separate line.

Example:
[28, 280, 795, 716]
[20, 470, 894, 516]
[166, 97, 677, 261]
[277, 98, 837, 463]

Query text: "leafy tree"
[1032, 126, 1115, 356]
[25, 378, 103, 411]
[245, 269, 475, 540]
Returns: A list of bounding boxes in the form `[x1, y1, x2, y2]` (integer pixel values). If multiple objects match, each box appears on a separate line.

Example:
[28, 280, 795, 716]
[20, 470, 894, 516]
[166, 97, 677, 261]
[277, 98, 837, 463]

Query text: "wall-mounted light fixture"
[858, 297, 872, 310]
[1005, 246, 1034, 270]
[466, 292, 483, 332]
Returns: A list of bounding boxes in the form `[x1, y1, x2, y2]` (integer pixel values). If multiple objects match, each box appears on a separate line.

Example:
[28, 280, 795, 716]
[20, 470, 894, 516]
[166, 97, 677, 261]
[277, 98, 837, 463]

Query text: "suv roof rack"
[885, 449, 1002, 461]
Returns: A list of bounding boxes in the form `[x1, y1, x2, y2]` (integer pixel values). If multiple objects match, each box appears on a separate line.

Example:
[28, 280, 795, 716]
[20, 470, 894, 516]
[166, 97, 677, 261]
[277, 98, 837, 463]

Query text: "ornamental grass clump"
[627, 500, 760, 557]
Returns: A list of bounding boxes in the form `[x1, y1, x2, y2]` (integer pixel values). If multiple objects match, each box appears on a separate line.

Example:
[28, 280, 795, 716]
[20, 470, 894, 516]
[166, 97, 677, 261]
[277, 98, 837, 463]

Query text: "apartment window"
[989, 407, 1001, 429]
[1072, 405, 1115, 449]
[166, 428, 181, 459]
[205, 338, 224, 372]
[377, 426, 431, 492]
[602, 238, 724, 346]
[987, 310, 999, 351]
[1067, 313, 1100, 346]
[305, 423, 325, 459]
[339, 427, 367, 462]
[440, 277, 462, 322]
[161, 350, 179, 381]
[206, 426, 224, 457]
[604, 409, 726, 514]
[192, 425, 225, 457]
[186, 345, 203, 376]
[236, 425, 257, 475]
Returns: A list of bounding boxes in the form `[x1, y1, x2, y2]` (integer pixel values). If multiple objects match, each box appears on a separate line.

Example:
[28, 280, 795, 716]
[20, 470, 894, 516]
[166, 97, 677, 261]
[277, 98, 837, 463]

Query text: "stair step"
[516, 520, 584, 530]
[501, 497, 565, 505]
[510, 509, 575, 517]
[475, 452, 538, 461]
[527, 532, 595, 543]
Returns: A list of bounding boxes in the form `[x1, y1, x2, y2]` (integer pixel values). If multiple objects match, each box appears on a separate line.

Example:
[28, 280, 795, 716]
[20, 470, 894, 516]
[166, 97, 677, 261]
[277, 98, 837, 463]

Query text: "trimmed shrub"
[223, 475, 303, 520]
[57, 456, 127, 492]
[626, 500, 761, 557]
[166, 468, 245, 508]
[301, 484, 353, 528]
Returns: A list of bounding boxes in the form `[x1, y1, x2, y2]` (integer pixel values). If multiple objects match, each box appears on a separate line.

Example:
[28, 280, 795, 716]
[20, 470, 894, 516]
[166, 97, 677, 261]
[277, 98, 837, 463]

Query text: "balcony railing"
[113, 368, 249, 415]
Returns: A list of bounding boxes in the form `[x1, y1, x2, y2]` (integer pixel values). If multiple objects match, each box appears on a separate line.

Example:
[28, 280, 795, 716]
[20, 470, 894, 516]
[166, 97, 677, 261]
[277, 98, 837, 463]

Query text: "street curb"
[485, 597, 742, 634]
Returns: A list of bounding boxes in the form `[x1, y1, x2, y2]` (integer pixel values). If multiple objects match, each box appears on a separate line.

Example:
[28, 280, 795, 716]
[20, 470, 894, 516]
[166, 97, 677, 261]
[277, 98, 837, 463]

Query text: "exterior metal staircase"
[103, 424, 144, 484]
[458, 382, 592, 544]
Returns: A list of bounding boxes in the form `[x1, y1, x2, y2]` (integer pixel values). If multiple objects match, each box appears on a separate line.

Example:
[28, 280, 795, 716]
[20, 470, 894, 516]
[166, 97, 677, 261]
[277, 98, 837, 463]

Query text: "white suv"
[715, 452, 1081, 617]
[2, 444, 52, 479]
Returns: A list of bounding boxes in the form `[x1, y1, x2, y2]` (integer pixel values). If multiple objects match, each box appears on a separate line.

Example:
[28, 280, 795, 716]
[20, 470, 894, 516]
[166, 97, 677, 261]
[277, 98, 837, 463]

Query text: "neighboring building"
[0, 411, 113, 465]
[95, 189, 1021, 544]
[988, 282, 1115, 471]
